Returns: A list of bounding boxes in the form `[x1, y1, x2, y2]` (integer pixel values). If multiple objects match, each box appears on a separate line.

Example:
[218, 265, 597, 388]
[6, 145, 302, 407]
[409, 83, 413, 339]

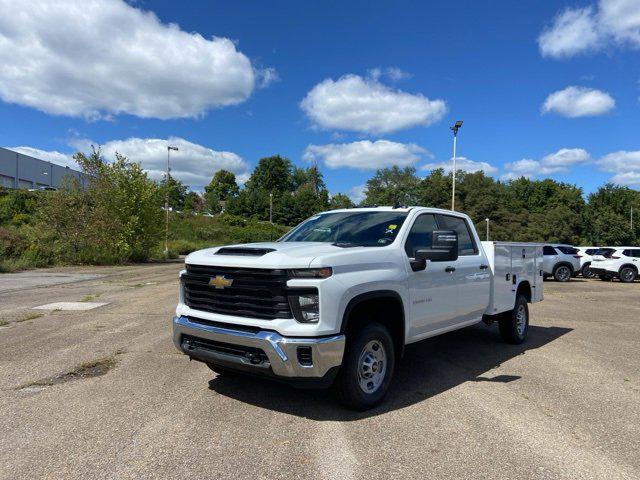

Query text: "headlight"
[289, 290, 320, 323]
[288, 268, 332, 279]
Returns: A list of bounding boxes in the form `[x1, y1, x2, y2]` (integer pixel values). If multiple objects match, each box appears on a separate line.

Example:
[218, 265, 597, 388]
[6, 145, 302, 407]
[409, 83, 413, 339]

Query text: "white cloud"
[367, 67, 412, 82]
[348, 184, 367, 204]
[10, 137, 249, 188]
[538, 7, 601, 58]
[0, 0, 268, 119]
[303, 140, 426, 170]
[598, 150, 640, 185]
[610, 171, 640, 186]
[542, 86, 615, 117]
[502, 148, 591, 180]
[256, 67, 280, 89]
[97, 137, 249, 187]
[538, 0, 640, 59]
[421, 156, 497, 175]
[9, 147, 77, 169]
[300, 74, 446, 135]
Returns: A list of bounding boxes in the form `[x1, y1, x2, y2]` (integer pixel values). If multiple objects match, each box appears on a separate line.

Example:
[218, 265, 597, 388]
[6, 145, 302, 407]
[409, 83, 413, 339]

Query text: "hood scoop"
[215, 247, 276, 257]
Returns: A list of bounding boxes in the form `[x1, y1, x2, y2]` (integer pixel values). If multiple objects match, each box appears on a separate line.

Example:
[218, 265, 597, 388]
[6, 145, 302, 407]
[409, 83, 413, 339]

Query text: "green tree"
[584, 184, 639, 245]
[329, 193, 355, 210]
[363, 166, 421, 206]
[246, 155, 293, 193]
[160, 174, 187, 211]
[183, 191, 204, 213]
[204, 170, 239, 213]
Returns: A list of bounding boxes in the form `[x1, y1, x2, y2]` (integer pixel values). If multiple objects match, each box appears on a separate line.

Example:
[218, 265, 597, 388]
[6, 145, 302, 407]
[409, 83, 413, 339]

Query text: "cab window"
[404, 214, 437, 257]
[435, 214, 478, 256]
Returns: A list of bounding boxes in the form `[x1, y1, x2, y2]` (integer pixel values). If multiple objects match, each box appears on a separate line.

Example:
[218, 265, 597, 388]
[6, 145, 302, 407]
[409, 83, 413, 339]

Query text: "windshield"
[280, 211, 408, 247]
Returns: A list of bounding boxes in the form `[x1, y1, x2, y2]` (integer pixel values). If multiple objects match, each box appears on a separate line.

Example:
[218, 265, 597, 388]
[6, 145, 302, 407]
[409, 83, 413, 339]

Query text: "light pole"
[269, 192, 273, 224]
[165, 145, 179, 256]
[450, 120, 463, 211]
[485, 218, 490, 241]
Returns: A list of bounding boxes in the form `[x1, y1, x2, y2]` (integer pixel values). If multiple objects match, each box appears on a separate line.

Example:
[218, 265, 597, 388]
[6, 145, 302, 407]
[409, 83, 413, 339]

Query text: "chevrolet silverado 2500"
[173, 207, 543, 409]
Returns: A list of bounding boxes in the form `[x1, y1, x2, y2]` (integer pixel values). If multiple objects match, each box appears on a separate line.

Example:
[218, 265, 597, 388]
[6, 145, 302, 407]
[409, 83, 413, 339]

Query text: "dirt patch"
[17, 350, 124, 390]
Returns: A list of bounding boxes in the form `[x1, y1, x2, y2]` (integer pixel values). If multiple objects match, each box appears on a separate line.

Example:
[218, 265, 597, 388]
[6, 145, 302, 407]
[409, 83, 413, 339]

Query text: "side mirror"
[415, 230, 459, 262]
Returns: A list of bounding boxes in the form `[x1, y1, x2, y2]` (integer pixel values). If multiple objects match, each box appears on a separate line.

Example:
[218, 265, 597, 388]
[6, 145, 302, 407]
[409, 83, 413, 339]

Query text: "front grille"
[182, 264, 292, 320]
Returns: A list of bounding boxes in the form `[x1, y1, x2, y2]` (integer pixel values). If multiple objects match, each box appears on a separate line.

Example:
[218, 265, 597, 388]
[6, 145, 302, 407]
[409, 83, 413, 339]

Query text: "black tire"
[498, 295, 529, 345]
[581, 263, 594, 278]
[336, 322, 395, 410]
[553, 264, 572, 282]
[619, 267, 637, 283]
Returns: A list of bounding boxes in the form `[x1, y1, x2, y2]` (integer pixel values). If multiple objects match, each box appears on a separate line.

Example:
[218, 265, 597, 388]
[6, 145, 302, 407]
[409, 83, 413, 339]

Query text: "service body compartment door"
[491, 244, 514, 314]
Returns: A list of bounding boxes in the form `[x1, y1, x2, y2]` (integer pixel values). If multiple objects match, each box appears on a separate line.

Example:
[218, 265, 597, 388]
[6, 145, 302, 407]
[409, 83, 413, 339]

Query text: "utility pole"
[165, 145, 179, 256]
[269, 192, 273, 224]
[485, 218, 490, 241]
[450, 120, 463, 211]
[632, 206, 634, 233]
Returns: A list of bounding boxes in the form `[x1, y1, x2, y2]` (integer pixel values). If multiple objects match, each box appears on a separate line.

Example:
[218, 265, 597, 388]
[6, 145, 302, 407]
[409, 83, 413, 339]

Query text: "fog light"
[289, 292, 320, 323]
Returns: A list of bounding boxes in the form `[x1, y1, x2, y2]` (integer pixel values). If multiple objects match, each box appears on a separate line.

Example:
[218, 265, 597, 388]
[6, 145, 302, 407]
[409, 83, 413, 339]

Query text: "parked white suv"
[542, 244, 581, 282]
[589, 247, 640, 283]
[173, 207, 543, 409]
[576, 246, 600, 278]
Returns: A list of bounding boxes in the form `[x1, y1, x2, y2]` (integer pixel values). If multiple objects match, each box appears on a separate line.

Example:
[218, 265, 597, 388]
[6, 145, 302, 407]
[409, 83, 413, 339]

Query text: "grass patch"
[81, 295, 95, 302]
[17, 352, 122, 390]
[16, 312, 44, 323]
[0, 319, 8, 327]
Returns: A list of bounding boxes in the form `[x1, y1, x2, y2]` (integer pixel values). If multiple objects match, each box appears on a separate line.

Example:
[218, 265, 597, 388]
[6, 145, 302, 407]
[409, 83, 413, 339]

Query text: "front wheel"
[336, 322, 395, 410]
[499, 295, 529, 344]
[619, 267, 637, 283]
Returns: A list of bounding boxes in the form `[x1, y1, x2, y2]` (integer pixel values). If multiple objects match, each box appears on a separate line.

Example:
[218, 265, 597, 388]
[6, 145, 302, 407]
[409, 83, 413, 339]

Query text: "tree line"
[178, 156, 639, 246]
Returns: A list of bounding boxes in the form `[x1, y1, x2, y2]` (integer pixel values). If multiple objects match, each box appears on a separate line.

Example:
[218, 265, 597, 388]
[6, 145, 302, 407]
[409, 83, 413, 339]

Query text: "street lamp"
[269, 192, 273, 224]
[485, 218, 490, 241]
[450, 120, 463, 211]
[165, 145, 179, 256]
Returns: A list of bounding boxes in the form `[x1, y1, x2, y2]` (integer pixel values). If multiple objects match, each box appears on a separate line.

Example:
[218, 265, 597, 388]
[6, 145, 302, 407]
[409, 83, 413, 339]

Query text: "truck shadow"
[207, 324, 572, 421]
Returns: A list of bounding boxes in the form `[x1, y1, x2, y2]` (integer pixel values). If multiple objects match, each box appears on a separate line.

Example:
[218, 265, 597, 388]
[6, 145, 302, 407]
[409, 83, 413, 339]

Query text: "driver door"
[405, 213, 458, 338]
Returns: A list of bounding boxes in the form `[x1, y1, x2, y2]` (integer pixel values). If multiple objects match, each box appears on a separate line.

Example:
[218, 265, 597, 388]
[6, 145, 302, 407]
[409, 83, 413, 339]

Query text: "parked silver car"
[542, 244, 581, 282]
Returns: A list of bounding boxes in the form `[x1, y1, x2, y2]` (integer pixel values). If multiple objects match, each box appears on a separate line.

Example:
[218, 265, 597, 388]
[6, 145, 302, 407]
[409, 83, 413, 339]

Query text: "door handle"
[479, 264, 489, 270]
[445, 266, 456, 273]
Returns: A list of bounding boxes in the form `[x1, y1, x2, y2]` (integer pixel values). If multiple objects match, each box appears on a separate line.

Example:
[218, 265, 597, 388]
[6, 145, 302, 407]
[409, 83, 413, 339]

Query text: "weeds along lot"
[0, 266, 638, 479]
[0, 186, 288, 273]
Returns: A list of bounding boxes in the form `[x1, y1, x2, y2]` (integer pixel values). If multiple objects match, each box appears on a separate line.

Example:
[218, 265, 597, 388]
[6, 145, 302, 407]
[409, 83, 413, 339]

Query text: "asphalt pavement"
[0, 263, 638, 480]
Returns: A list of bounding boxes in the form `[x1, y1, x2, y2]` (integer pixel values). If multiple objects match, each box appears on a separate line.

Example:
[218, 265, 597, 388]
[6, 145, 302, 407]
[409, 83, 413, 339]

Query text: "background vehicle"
[542, 244, 581, 282]
[590, 247, 640, 283]
[576, 246, 599, 278]
[591, 247, 617, 280]
[172, 207, 543, 409]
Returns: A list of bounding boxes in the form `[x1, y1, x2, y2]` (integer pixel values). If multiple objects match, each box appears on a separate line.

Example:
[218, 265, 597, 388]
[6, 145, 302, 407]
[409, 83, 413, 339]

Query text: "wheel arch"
[340, 290, 406, 359]
[516, 280, 532, 303]
[619, 263, 638, 273]
[553, 261, 574, 274]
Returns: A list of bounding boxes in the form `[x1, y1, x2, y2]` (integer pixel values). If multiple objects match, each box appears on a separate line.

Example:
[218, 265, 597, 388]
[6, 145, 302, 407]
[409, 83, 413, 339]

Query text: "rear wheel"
[553, 264, 572, 282]
[336, 322, 395, 410]
[581, 263, 594, 278]
[619, 267, 637, 283]
[499, 294, 529, 345]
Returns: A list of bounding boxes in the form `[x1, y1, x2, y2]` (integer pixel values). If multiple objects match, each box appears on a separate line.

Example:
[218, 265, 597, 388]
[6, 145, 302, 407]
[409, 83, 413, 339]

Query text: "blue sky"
[1, 0, 639, 200]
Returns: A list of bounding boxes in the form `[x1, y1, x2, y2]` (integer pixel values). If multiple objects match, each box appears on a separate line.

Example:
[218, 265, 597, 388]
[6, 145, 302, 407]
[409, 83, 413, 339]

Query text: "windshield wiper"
[332, 241, 363, 248]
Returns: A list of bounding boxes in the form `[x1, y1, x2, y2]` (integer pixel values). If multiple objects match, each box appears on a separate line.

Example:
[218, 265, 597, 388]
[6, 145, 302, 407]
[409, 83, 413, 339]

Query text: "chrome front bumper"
[172, 316, 345, 378]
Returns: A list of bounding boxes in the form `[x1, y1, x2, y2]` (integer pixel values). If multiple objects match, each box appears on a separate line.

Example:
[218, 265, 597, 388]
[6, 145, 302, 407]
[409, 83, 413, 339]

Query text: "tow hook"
[245, 352, 263, 365]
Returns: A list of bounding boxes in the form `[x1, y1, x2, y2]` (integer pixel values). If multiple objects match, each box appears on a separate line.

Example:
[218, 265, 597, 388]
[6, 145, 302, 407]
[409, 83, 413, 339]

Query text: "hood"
[185, 242, 348, 269]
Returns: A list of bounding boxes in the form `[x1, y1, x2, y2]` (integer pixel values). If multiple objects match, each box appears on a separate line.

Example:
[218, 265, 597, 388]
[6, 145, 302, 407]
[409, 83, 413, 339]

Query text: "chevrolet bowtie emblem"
[209, 275, 233, 289]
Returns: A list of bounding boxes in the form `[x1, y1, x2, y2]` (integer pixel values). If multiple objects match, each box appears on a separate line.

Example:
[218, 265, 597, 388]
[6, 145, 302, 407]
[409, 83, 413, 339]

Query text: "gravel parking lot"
[0, 263, 638, 480]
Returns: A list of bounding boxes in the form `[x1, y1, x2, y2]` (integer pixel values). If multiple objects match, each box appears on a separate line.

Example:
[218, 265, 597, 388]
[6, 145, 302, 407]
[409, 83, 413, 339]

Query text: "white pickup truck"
[173, 207, 543, 409]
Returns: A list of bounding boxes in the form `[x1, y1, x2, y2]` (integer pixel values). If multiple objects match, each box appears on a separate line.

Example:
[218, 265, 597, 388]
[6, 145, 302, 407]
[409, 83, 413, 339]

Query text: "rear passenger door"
[436, 214, 491, 323]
